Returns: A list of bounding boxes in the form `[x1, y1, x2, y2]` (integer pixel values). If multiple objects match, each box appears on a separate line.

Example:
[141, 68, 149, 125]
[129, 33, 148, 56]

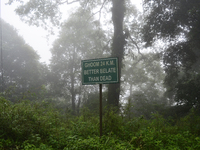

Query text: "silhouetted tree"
[0, 19, 48, 101]
[142, 0, 200, 108]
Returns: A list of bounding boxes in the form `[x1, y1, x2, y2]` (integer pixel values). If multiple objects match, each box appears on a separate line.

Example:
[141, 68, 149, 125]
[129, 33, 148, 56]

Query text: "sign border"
[81, 57, 119, 85]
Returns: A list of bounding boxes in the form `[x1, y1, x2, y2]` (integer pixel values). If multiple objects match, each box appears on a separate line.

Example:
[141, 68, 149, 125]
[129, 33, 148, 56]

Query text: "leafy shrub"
[1, 96, 200, 149]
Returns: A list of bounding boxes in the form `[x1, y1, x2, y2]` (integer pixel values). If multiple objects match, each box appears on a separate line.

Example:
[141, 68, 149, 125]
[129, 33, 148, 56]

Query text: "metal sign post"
[81, 57, 119, 138]
[99, 84, 102, 138]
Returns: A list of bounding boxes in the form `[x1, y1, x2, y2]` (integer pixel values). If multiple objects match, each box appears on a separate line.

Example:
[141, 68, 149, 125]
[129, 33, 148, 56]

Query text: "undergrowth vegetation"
[1, 96, 200, 150]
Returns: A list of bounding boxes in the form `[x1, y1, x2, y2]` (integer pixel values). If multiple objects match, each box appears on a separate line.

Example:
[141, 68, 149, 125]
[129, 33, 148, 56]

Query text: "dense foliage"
[1, 0, 200, 148]
[1, 96, 200, 150]
[142, 0, 200, 109]
[6, 0, 136, 109]
[0, 20, 49, 102]
[50, 8, 108, 114]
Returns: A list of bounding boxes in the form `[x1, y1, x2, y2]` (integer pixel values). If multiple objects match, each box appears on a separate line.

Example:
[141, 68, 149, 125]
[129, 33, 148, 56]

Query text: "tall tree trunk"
[107, 0, 125, 109]
[76, 86, 82, 115]
[70, 52, 76, 114]
[71, 73, 76, 115]
[130, 83, 133, 100]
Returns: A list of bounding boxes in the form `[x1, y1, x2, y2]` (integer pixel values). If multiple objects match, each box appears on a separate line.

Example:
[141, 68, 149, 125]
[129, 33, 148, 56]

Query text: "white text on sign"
[84, 60, 115, 68]
[88, 76, 112, 82]
[81, 57, 119, 84]
[84, 68, 116, 75]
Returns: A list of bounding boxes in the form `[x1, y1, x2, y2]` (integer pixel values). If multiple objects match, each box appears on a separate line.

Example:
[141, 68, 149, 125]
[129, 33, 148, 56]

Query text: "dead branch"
[90, 0, 107, 22]
[58, 0, 80, 5]
[128, 35, 144, 57]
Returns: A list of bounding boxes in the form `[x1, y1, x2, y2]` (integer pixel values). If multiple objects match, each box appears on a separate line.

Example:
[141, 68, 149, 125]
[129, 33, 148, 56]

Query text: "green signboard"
[81, 57, 119, 85]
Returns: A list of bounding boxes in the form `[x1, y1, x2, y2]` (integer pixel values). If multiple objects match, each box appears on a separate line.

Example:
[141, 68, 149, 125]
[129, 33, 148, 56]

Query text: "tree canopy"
[50, 8, 109, 114]
[143, 0, 200, 108]
[0, 19, 48, 101]
[5, 0, 200, 114]
[6, 0, 134, 109]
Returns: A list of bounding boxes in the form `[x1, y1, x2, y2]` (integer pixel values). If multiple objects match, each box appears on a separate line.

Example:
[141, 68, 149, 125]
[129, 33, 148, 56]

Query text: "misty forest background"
[1, 0, 200, 149]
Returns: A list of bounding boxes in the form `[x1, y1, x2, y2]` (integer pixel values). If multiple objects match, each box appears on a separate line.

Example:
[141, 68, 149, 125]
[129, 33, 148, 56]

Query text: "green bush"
[1, 96, 200, 149]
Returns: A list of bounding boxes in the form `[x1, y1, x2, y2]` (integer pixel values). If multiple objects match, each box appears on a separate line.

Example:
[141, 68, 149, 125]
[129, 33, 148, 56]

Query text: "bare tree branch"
[90, 0, 107, 21]
[124, 29, 144, 57]
[103, 39, 112, 51]
[58, 0, 80, 5]
[129, 35, 144, 57]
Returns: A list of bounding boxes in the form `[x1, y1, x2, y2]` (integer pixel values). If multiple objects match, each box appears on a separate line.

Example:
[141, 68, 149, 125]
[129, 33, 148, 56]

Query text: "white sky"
[1, 0, 142, 64]
[1, 1, 56, 64]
